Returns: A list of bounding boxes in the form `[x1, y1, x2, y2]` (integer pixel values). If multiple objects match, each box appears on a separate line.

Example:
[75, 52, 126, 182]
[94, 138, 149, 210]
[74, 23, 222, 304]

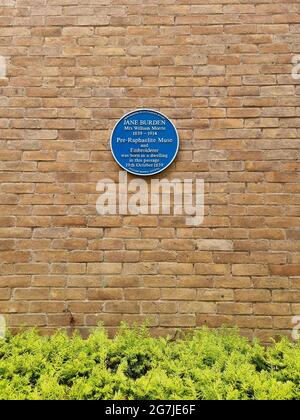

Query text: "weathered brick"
[161, 288, 197, 301]
[270, 265, 300, 276]
[123, 263, 157, 275]
[254, 304, 291, 316]
[196, 239, 233, 251]
[142, 302, 176, 314]
[179, 300, 216, 313]
[87, 289, 123, 301]
[9, 315, 47, 327]
[160, 315, 196, 327]
[104, 302, 140, 314]
[232, 265, 269, 276]
[87, 263, 122, 275]
[125, 289, 160, 301]
[14, 288, 49, 300]
[159, 263, 193, 275]
[0, 228, 31, 238]
[218, 303, 253, 315]
[195, 264, 230, 275]
[235, 290, 271, 302]
[196, 314, 234, 328]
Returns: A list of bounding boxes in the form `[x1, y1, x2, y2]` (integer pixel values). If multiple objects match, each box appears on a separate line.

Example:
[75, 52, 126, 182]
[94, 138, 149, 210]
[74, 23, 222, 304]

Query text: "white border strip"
[0, 55, 6, 79]
[0, 315, 6, 339]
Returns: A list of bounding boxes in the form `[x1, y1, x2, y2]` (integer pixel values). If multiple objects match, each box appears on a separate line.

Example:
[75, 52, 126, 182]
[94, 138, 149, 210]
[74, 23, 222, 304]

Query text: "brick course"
[0, 0, 300, 341]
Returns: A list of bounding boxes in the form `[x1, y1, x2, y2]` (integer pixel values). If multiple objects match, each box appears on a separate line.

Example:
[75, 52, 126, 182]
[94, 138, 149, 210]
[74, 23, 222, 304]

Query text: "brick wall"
[0, 0, 300, 342]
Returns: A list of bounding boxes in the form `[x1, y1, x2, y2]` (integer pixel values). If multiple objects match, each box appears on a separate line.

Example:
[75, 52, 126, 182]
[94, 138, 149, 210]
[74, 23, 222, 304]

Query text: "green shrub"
[0, 325, 299, 400]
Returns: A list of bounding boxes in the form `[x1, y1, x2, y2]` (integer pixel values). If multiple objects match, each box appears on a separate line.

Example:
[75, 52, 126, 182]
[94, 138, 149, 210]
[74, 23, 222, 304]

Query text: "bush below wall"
[0, 325, 299, 400]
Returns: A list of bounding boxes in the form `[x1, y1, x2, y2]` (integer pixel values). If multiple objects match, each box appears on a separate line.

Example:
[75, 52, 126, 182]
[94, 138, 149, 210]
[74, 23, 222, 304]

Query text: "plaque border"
[110, 108, 180, 177]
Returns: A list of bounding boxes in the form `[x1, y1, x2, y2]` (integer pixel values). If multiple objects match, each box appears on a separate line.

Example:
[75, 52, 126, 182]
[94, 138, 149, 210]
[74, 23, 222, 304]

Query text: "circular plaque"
[110, 109, 179, 176]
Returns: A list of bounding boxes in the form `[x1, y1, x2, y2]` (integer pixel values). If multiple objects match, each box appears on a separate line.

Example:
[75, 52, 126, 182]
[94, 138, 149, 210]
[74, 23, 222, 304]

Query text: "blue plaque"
[110, 109, 179, 176]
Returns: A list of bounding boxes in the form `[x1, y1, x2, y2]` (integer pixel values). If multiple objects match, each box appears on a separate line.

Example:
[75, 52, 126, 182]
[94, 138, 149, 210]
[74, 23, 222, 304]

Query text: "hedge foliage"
[0, 325, 299, 400]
